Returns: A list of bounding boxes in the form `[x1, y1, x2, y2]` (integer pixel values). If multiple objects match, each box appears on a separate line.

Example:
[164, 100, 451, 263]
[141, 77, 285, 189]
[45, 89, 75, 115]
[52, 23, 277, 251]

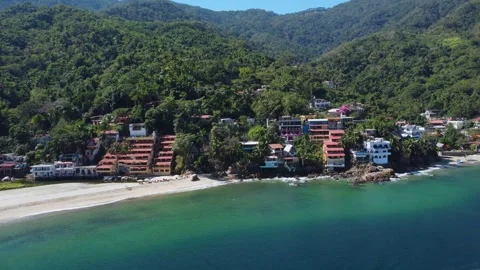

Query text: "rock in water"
[359, 168, 395, 183]
[191, 174, 200, 181]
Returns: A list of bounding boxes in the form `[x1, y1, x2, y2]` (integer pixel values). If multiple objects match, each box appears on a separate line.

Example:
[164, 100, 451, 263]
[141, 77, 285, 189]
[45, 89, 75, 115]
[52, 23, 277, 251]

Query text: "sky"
[173, 0, 349, 14]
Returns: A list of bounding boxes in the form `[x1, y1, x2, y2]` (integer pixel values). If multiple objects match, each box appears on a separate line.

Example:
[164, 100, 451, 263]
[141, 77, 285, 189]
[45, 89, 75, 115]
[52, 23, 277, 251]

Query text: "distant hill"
[102, 0, 470, 59]
[0, 0, 121, 10]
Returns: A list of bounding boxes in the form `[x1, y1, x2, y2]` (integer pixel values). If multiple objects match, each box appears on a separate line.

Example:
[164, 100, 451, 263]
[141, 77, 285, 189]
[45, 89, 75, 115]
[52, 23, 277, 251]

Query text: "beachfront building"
[308, 119, 329, 144]
[122, 136, 154, 175]
[0, 163, 17, 177]
[74, 166, 98, 178]
[351, 150, 369, 164]
[54, 161, 76, 177]
[31, 164, 56, 179]
[323, 141, 345, 170]
[278, 116, 303, 144]
[310, 97, 331, 111]
[129, 123, 147, 137]
[152, 135, 176, 176]
[261, 156, 284, 169]
[364, 138, 391, 165]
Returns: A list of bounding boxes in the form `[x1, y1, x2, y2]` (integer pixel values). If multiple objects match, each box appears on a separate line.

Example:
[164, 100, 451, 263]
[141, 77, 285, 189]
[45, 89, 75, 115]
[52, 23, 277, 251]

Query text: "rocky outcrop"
[343, 164, 396, 184]
[357, 168, 395, 183]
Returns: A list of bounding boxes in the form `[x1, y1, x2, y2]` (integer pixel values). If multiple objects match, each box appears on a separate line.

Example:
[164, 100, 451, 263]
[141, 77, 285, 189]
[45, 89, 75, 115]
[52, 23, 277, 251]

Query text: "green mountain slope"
[317, 0, 480, 119]
[103, 0, 470, 59]
[0, 4, 272, 137]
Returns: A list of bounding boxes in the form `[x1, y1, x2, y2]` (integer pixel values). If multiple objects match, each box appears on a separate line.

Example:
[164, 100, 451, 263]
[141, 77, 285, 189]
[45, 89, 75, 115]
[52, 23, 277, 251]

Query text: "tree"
[294, 135, 322, 167]
[108, 142, 130, 176]
[441, 124, 466, 149]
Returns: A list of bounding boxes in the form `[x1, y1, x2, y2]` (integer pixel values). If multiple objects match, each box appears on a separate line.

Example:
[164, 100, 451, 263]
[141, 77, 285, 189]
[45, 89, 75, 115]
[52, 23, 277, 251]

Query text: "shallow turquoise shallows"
[1, 166, 480, 270]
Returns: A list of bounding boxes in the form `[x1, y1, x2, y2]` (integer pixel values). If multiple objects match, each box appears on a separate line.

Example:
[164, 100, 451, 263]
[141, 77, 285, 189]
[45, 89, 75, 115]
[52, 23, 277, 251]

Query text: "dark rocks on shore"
[343, 164, 396, 184]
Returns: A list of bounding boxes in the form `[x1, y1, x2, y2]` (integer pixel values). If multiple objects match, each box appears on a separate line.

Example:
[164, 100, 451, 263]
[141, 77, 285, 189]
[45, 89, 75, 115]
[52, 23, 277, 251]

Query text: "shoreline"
[0, 176, 231, 224]
[1, 154, 479, 224]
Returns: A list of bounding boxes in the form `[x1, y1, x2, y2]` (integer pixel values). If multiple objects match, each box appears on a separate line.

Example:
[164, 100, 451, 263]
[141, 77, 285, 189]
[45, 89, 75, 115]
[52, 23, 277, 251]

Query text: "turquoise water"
[1, 167, 480, 269]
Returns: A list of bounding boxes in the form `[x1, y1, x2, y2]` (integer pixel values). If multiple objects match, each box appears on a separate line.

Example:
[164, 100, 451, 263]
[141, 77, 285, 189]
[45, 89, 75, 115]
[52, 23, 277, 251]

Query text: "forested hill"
[1, 0, 470, 59]
[0, 0, 120, 10]
[0, 4, 275, 139]
[101, 0, 470, 59]
[316, 0, 480, 120]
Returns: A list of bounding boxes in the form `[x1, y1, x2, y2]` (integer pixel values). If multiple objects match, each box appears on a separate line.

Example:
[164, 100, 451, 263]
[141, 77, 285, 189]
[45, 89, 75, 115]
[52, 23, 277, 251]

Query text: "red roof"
[330, 130, 345, 135]
[155, 162, 172, 167]
[324, 141, 339, 146]
[0, 163, 15, 168]
[326, 148, 344, 152]
[97, 165, 113, 170]
[326, 153, 345, 157]
[429, 120, 445, 125]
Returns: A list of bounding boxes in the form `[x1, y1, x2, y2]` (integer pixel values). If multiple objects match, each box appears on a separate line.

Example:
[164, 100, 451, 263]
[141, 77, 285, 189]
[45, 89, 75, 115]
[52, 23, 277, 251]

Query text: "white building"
[364, 138, 391, 165]
[447, 121, 465, 130]
[129, 123, 147, 137]
[310, 98, 331, 111]
[400, 125, 425, 139]
[31, 164, 56, 179]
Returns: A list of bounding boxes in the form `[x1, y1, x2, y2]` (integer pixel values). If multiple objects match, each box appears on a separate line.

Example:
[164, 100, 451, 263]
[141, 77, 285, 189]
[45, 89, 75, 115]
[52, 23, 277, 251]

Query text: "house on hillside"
[129, 123, 147, 137]
[310, 97, 331, 111]
[102, 130, 120, 142]
[278, 116, 303, 144]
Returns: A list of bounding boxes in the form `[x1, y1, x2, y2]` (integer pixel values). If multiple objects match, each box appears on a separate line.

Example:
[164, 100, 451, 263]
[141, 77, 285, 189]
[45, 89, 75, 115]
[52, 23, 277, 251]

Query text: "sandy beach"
[0, 176, 228, 223]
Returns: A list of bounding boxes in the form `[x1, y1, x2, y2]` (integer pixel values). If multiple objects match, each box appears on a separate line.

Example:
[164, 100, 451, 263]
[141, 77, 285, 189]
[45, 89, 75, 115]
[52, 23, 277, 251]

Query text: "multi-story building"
[278, 116, 303, 144]
[323, 141, 345, 170]
[308, 119, 329, 144]
[152, 135, 176, 176]
[364, 138, 391, 165]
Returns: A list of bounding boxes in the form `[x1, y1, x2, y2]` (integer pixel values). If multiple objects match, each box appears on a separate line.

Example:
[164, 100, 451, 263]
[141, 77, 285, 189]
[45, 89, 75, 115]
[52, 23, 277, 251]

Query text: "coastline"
[1, 154, 479, 224]
[0, 176, 230, 224]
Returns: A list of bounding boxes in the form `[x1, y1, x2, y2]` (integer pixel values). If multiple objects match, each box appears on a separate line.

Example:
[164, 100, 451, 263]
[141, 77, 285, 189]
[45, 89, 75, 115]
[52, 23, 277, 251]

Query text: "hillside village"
[2, 95, 480, 181]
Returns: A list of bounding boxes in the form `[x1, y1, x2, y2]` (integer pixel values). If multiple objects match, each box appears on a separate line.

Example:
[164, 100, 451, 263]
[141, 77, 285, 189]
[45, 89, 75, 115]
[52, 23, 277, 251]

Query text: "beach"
[0, 176, 228, 223]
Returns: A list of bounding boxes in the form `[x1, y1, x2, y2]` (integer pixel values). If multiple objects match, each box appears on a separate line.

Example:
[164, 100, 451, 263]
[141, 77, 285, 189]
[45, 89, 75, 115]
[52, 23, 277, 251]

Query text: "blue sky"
[173, 0, 349, 14]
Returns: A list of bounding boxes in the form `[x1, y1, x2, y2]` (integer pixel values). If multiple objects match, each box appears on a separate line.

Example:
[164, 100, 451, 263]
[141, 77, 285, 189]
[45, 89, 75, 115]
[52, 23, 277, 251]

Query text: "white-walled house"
[400, 125, 425, 139]
[129, 123, 147, 137]
[364, 138, 391, 165]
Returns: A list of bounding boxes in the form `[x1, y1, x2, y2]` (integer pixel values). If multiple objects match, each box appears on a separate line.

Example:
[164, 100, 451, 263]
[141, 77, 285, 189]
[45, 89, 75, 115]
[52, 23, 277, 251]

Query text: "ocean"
[1, 166, 480, 269]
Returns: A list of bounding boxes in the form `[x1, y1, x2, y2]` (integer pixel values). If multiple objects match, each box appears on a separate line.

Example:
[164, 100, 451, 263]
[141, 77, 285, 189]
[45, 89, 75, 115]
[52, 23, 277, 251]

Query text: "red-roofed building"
[153, 135, 176, 176]
[322, 129, 346, 170]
